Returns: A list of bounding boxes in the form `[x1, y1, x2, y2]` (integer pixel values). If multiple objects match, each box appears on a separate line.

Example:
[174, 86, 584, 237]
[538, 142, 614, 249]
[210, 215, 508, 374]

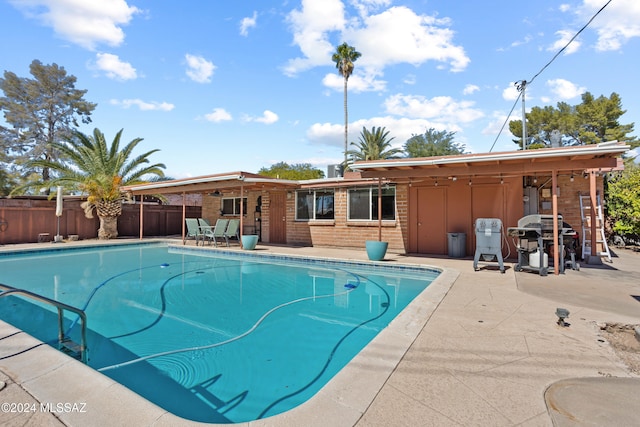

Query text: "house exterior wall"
[533, 174, 603, 232]
[201, 190, 262, 236]
[198, 174, 604, 257]
[282, 185, 406, 252]
[407, 176, 524, 257]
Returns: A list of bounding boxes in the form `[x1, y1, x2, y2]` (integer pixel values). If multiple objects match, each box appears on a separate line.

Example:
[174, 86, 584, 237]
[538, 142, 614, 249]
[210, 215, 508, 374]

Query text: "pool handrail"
[0, 283, 88, 363]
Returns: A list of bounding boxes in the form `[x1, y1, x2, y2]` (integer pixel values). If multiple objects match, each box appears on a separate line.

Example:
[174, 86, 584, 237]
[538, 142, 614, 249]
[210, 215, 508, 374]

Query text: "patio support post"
[589, 170, 597, 258]
[139, 196, 144, 240]
[551, 170, 559, 275]
[181, 192, 186, 244]
[377, 178, 382, 241]
[240, 182, 244, 248]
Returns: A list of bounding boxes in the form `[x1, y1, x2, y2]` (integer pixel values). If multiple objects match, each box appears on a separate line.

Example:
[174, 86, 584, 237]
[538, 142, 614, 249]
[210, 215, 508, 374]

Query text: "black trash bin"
[447, 232, 466, 258]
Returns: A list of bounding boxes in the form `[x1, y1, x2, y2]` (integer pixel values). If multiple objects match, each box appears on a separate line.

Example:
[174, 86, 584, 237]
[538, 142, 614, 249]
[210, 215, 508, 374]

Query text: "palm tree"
[332, 42, 361, 166]
[17, 128, 165, 239]
[346, 126, 403, 165]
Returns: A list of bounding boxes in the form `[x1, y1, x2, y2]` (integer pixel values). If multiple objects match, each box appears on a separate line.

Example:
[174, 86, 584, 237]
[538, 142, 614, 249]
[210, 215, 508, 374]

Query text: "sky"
[1, 0, 639, 179]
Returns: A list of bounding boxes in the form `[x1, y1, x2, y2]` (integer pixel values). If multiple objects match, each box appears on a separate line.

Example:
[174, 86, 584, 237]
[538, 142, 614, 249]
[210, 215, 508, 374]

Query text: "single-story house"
[122, 141, 630, 274]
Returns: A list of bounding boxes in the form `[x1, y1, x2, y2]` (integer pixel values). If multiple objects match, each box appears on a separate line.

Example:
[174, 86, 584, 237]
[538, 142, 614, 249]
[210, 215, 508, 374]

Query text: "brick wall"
[201, 186, 407, 252]
[285, 185, 406, 252]
[535, 174, 603, 231]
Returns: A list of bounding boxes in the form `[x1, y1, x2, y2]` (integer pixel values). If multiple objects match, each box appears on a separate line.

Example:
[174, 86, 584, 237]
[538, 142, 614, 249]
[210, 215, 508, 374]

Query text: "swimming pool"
[0, 242, 439, 423]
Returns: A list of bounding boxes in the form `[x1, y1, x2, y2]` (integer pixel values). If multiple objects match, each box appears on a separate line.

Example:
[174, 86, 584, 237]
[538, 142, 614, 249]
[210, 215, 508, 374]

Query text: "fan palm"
[332, 42, 361, 165]
[15, 128, 165, 239]
[346, 126, 403, 165]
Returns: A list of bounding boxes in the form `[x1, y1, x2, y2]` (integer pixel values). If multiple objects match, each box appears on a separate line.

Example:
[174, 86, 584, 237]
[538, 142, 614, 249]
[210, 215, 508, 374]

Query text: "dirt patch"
[599, 323, 640, 375]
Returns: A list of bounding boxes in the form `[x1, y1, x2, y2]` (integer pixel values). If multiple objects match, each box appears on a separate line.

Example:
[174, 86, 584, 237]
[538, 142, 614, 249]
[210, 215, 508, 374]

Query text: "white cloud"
[284, 2, 468, 79]
[350, 6, 469, 73]
[383, 94, 484, 123]
[575, 0, 640, 51]
[204, 108, 232, 122]
[547, 30, 581, 55]
[351, 0, 392, 17]
[321, 71, 386, 93]
[502, 83, 521, 101]
[185, 54, 215, 83]
[94, 53, 137, 80]
[463, 84, 480, 95]
[240, 11, 257, 36]
[9, 0, 139, 50]
[403, 74, 416, 85]
[546, 78, 586, 100]
[245, 110, 279, 124]
[283, 0, 345, 76]
[482, 111, 521, 137]
[110, 99, 174, 111]
[307, 116, 463, 150]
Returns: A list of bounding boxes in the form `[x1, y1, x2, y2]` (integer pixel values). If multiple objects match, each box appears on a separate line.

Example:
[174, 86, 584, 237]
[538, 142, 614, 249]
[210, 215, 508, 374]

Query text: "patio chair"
[184, 218, 203, 245]
[224, 219, 240, 247]
[203, 218, 229, 247]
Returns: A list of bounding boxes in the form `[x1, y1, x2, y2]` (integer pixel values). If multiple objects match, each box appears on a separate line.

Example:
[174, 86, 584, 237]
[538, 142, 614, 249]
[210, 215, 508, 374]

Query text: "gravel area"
[600, 323, 640, 375]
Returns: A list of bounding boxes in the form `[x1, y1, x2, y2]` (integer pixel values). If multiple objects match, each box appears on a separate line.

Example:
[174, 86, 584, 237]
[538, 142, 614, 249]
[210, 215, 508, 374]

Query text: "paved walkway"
[1, 240, 639, 426]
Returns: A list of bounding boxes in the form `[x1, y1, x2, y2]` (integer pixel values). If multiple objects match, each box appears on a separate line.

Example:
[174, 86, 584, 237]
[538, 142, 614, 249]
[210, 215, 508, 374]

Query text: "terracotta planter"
[365, 240, 388, 261]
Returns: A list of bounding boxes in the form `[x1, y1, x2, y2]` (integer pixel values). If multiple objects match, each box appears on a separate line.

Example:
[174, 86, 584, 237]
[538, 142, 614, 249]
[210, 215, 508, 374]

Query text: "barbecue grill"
[507, 214, 578, 275]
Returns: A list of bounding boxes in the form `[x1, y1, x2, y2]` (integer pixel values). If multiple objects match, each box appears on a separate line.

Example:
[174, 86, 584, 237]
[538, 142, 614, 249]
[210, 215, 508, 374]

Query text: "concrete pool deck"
[1, 238, 639, 426]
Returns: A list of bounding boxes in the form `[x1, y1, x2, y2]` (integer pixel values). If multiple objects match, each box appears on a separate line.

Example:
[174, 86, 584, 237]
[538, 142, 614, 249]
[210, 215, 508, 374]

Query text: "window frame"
[295, 189, 335, 221]
[347, 185, 396, 221]
[221, 196, 248, 216]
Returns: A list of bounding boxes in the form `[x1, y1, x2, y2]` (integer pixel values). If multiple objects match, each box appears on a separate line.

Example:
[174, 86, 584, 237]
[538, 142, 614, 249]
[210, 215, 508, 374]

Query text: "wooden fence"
[0, 196, 201, 245]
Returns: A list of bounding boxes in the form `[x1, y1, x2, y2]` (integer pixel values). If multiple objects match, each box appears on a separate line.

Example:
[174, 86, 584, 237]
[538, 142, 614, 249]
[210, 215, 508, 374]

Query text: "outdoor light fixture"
[556, 307, 570, 327]
[452, 176, 457, 182]
[500, 177, 504, 185]
[533, 176, 538, 184]
[468, 179, 472, 186]
[570, 174, 574, 182]
[434, 179, 438, 187]
[209, 190, 222, 197]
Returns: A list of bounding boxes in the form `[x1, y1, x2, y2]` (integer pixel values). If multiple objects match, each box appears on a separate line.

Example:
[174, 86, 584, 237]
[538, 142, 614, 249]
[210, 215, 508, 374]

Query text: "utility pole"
[516, 80, 527, 149]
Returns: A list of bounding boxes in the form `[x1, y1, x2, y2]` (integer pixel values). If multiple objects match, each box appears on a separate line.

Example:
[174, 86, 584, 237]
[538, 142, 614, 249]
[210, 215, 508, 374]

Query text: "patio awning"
[353, 141, 630, 179]
[121, 171, 299, 195]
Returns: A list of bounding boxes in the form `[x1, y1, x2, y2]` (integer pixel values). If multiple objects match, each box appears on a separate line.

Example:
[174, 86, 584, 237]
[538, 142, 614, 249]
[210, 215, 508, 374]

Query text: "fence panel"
[0, 197, 201, 244]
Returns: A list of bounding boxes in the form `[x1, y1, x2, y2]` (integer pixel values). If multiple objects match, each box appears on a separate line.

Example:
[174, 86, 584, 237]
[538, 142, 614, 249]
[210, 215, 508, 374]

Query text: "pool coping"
[0, 241, 458, 426]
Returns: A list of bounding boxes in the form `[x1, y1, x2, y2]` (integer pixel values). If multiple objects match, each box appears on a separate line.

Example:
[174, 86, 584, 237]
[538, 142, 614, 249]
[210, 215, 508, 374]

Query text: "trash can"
[447, 232, 466, 258]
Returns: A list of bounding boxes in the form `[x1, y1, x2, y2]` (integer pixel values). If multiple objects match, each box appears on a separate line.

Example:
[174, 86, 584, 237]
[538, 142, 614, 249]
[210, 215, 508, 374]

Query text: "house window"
[295, 190, 334, 220]
[221, 197, 247, 216]
[348, 186, 396, 220]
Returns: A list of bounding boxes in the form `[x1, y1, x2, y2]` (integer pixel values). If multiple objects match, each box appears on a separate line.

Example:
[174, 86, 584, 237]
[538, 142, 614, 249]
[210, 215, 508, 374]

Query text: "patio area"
[1, 239, 639, 426]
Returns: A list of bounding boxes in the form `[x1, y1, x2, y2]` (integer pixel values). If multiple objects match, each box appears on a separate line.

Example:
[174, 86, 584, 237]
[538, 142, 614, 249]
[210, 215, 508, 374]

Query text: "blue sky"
[1, 0, 639, 178]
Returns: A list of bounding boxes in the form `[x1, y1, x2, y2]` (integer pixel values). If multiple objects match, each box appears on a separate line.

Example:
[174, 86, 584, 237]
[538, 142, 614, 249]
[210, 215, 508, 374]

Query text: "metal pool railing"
[0, 283, 88, 363]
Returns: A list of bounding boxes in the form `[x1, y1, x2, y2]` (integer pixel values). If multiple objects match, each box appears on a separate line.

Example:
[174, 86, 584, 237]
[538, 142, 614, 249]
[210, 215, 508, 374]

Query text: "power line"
[528, 0, 613, 87]
[490, 0, 614, 152]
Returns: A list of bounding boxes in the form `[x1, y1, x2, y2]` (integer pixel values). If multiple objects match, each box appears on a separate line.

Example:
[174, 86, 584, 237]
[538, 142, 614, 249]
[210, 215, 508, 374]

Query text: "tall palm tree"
[346, 126, 403, 165]
[332, 42, 361, 166]
[18, 128, 165, 239]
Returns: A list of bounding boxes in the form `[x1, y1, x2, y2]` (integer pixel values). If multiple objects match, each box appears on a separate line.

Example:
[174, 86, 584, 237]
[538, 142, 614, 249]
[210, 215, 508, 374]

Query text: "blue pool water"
[0, 243, 439, 423]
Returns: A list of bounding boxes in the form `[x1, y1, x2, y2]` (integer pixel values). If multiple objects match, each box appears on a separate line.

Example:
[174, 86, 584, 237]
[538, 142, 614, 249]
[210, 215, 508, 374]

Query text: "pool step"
[59, 337, 84, 361]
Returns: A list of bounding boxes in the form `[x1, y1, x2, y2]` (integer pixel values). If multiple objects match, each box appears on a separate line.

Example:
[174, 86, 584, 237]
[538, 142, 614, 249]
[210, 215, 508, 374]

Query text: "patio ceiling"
[353, 141, 630, 179]
[121, 171, 298, 196]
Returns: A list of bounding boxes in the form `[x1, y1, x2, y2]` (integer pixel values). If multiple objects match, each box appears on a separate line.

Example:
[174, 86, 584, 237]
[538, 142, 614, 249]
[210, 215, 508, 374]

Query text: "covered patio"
[354, 141, 630, 275]
[121, 171, 298, 247]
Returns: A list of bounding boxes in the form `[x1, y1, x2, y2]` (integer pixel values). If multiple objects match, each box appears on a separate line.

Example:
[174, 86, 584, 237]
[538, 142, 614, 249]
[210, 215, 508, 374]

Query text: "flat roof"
[353, 141, 630, 178]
